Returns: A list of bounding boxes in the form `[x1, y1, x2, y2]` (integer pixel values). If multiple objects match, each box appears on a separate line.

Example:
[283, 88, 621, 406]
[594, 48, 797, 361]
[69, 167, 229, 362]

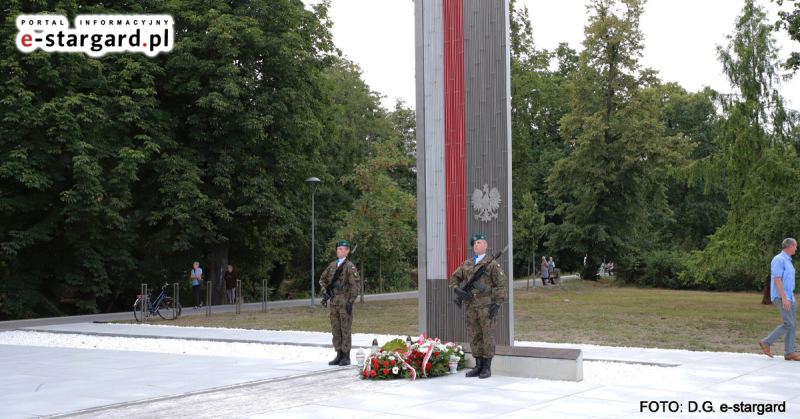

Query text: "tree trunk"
[207, 241, 229, 306]
[762, 272, 773, 305]
[267, 262, 287, 300]
[104, 274, 126, 313]
[360, 258, 364, 303]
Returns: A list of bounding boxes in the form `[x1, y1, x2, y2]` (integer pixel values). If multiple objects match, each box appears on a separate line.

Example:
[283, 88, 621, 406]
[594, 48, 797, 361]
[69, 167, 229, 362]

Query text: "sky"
[307, 0, 799, 110]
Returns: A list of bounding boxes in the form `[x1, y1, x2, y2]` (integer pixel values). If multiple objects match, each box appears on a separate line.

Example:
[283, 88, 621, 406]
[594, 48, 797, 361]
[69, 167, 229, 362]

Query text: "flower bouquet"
[361, 335, 468, 381]
[361, 348, 414, 380]
[406, 337, 467, 378]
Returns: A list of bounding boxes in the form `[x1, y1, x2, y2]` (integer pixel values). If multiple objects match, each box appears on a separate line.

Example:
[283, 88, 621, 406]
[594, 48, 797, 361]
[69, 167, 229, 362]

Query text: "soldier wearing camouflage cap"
[319, 240, 360, 366]
[449, 234, 507, 378]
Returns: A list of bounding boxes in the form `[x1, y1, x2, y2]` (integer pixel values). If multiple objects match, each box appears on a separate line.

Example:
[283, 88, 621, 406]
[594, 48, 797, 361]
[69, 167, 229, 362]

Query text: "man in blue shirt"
[760, 238, 799, 360]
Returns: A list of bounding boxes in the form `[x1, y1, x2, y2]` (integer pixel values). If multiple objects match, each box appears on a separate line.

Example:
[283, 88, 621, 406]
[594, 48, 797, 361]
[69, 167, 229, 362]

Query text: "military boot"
[465, 357, 484, 377]
[339, 350, 351, 366]
[479, 357, 492, 379]
[328, 350, 343, 365]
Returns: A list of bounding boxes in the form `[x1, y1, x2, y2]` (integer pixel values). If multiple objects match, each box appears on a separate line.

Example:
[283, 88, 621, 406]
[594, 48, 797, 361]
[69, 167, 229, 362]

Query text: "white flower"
[459, 350, 464, 355]
[402, 364, 408, 370]
[392, 367, 399, 374]
[389, 356, 395, 361]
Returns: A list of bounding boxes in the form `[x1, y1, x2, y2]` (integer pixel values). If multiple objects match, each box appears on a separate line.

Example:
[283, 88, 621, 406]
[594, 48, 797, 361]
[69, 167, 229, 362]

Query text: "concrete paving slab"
[4, 324, 800, 418]
[572, 385, 681, 403]
[317, 392, 442, 414]
[531, 396, 638, 418]
[615, 376, 717, 393]
[393, 399, 519, 419]
[246, 404, 379, 419]
[0, 344, 337, 418]
[492, 410, 593, 419]
[443, 387, 563, 409]
[692, 382, 798, 403]
[497, 378, 602, 395]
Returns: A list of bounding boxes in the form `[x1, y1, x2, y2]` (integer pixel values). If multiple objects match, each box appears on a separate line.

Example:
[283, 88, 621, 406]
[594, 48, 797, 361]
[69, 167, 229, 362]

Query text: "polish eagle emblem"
[471, 184, 501, 222]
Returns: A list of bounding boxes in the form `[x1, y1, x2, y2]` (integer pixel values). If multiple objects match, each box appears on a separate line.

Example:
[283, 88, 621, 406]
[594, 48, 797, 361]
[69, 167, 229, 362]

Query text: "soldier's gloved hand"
[488, 304, 500, 320]
[345, 301, 353, 316]
[454, 287, 472, 301]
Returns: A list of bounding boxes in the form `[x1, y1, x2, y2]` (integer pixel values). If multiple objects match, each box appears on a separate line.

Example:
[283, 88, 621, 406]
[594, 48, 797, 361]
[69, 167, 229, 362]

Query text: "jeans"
[193, 284, 202, 307]
[764, 297, 797, 356]
[226, 288, 236, 303]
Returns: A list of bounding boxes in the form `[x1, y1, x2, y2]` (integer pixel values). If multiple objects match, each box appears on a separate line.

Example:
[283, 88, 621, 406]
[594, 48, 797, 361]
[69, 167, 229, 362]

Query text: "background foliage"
[4, 0, 800, 319]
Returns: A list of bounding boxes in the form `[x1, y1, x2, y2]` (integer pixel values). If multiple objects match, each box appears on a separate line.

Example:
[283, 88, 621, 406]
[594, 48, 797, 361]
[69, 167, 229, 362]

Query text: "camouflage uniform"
[319, 259, 360, 352]
[449, 256, 508, 358]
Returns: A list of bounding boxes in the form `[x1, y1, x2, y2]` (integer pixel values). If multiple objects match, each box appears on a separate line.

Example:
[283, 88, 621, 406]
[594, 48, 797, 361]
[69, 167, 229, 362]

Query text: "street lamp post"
[306, 177, 321, 308]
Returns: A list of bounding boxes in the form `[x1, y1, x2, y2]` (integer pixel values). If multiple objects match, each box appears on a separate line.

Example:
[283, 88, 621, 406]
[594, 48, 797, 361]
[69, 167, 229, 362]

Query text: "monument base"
[463, 345, 583, 382]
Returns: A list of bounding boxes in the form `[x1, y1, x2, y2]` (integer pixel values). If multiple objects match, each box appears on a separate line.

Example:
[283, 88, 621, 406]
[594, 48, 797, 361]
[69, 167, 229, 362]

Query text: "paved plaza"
[0, 323, 798, 418]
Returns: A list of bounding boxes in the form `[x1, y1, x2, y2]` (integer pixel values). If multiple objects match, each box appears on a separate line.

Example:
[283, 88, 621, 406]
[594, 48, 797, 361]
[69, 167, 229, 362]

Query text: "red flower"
[390, 360, 396, 366]
[433, 352, 439, 357]
[383, 368, 390, 375]
[383, 361, 390, 367]
[415, 360, 421, 366]
[363, 370, 368, 376]
[370, 370, 376, 377]
[426, 362, 432, 370]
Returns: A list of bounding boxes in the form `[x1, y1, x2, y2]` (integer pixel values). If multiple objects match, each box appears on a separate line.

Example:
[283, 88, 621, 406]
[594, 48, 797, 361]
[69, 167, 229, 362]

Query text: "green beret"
[336, 240, 351, 249]
[470, 234, 487, 247]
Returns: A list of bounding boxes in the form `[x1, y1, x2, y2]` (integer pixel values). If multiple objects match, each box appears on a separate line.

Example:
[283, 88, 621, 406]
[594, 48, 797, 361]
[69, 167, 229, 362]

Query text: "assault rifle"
[453, 244, 509, 309]
[321, 244, 358, 308]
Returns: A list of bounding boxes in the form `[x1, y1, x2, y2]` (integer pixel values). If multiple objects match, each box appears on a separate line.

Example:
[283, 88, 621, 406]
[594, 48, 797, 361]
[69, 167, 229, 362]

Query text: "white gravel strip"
[0, 331, 679, 385]
[0, 331, 340, 363]
[106, 323, 757, 358]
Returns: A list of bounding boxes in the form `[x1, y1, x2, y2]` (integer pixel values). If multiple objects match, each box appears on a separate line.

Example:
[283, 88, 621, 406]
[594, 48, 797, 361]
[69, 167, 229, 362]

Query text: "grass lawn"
[121, 279, 794, 354]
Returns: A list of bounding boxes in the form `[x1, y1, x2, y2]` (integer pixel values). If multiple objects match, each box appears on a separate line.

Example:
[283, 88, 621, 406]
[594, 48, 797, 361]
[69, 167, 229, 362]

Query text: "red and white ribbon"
[395, 350, 417, 381]
[421, 340, 435, 377]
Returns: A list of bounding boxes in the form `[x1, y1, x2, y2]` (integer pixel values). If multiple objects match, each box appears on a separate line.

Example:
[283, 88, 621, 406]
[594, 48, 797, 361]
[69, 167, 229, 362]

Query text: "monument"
[414, 0, 514, 346]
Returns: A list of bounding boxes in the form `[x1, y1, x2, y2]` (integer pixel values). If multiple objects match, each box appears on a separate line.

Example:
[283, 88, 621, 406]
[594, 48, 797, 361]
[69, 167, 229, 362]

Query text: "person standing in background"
[224, 265, 238, 304]
[540, 256, 551, 285]
[190, 262, 203, 309]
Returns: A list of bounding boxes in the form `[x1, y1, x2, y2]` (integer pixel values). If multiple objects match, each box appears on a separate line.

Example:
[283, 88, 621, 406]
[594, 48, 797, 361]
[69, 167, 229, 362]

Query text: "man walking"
[760, 238, 799, 361]
[449, 234, 508, 378]
[319, 241, 360, 366]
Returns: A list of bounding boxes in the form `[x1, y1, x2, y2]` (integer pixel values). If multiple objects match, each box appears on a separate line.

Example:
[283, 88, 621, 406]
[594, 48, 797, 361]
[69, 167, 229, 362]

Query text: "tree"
[509, 0, 577, 272]
[652, 84, 728, 252]
[683, 0, 800, 300]
[0, 0, 336, 317]
[334, 139, 416, 293]
[774, 0, 800, 71]
[545, 0, 693, 280]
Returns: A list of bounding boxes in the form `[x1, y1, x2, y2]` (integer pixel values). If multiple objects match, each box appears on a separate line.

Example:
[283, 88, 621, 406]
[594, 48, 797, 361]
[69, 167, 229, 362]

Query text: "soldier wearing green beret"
[319, 240, 360, 366]
[449, 234, 507, 378]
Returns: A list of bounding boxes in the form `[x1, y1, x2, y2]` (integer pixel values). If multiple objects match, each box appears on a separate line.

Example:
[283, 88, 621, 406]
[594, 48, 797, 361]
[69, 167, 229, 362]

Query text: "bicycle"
[133, 282, 182, 321]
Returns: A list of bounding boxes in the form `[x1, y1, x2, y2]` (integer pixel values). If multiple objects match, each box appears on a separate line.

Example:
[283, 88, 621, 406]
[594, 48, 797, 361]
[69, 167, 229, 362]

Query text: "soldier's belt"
[466, 296, 493, 306]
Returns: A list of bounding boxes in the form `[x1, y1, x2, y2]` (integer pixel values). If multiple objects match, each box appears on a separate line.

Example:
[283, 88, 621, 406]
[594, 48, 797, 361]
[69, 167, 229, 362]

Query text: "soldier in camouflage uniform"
[319, 240, 360, 366]
[449, 234, 507, 379]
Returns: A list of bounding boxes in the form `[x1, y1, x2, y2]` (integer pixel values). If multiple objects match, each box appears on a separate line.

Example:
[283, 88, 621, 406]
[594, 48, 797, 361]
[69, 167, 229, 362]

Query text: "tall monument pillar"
[415, 0, 514, 345]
